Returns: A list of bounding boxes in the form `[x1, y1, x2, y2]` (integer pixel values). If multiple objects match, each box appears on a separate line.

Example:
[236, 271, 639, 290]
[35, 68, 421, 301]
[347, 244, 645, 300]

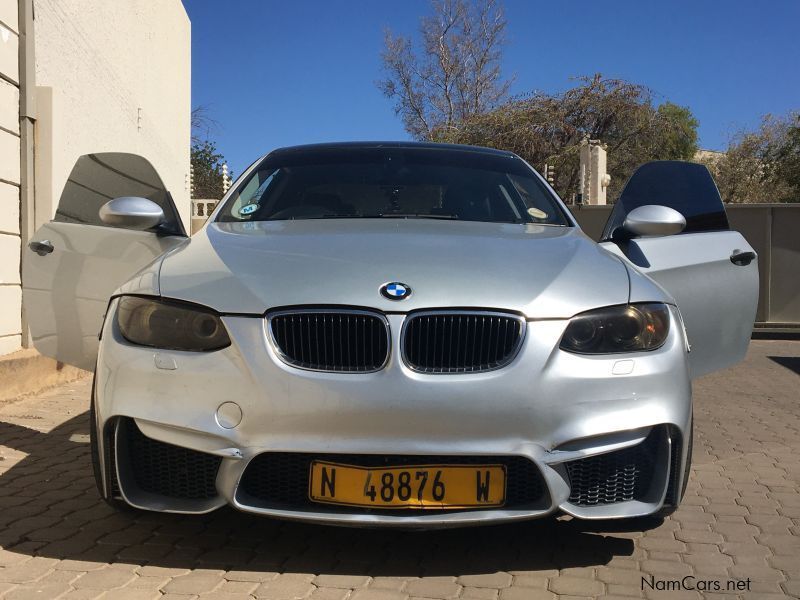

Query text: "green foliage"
[437, 75, 701, 200]
[656, 102, 699, 160]
[191, 140, 229, 200]
[699, 112, 800, 203]
[773, 117, 800, 200]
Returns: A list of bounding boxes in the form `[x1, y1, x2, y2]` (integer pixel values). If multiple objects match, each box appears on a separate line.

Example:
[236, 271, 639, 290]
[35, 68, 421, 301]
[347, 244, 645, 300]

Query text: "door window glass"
[54, 153, 184, 234]
[601, 161, 729, 240]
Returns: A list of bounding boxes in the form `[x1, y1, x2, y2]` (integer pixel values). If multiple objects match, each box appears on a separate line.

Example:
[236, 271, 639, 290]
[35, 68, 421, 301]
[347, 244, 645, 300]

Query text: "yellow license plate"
[309, 461, 506, 509]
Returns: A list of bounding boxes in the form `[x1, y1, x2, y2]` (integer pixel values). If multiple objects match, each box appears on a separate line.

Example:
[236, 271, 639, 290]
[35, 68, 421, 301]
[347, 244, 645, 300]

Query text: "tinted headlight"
[559, 303, 670, 354]
[116, 296, 231, 351]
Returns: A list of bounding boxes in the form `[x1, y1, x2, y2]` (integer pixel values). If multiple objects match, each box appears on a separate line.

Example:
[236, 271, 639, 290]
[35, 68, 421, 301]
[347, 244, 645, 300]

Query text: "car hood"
[158, 220, 629, 319]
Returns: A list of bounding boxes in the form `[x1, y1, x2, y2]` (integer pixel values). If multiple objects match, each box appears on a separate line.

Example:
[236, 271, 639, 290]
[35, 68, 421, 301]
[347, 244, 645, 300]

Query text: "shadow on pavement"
[0, 413, 635, 575]
[768, 355, 800, 376]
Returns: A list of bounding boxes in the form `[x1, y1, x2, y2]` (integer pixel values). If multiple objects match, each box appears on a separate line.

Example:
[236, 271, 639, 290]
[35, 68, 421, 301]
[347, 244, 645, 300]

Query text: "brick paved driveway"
[0, 340, 798, 600]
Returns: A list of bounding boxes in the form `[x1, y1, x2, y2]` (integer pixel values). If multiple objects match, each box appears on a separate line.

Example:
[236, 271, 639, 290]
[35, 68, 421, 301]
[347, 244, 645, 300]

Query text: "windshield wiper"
[273, 214, 363, 220]
[373, 213, 458, 220]
[268, 213, 459, 221]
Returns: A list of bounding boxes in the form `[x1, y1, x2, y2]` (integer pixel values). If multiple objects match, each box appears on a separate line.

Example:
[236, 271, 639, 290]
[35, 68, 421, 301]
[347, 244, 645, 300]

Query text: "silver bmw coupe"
[23, 142, 758, 527]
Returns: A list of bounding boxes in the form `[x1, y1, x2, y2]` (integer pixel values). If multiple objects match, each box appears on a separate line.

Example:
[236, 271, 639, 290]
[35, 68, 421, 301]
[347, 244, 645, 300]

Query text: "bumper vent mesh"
[103, 420, 121, 499]
[270, 310, 389, 372]
[237, 453, 547, 514]
[123, 418, 221, 500]
[664, 426, 684, 507]
[403, 312, 524, 373]
[566, 428, 660, 506]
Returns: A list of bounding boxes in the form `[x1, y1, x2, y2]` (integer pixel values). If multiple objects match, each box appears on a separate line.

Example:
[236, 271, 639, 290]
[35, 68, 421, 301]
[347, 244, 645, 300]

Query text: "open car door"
[22, 153, 188, 371]
[600, 161, 759, 378]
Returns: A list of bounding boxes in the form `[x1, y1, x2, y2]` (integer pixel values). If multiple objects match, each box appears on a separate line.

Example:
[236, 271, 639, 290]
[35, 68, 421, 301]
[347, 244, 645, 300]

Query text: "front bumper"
[95, 300, 692, 526]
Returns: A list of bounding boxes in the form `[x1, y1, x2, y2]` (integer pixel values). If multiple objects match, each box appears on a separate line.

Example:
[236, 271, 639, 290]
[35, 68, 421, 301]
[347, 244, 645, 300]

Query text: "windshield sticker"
[239, 203, 259, 216]
[527, 207, 548, 219]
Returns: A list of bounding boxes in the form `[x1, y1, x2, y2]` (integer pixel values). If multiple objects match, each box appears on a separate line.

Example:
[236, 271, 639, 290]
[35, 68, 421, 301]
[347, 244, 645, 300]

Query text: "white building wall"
[0, 1, 21, 355]
[34, 0, 191, 228]
[0, 0, 190, 358]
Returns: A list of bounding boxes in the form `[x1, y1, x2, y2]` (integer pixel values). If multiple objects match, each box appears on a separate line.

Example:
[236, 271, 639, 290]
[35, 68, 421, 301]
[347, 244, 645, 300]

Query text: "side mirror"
[99, 197, 165, 230]
[621, 205, 686, 238]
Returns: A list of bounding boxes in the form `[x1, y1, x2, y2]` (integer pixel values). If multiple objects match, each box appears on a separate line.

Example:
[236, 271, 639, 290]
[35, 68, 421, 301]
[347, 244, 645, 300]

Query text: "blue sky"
[184, 0, 800, 175]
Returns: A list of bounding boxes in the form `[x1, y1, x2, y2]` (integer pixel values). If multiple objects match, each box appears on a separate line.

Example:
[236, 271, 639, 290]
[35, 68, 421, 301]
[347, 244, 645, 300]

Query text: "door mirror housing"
[99, 197, 165, 230]
[621, 205, 686, 238]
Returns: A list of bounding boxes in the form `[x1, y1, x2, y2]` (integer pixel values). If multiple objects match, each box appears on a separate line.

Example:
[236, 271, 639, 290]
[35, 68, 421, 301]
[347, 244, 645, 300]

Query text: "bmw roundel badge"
[380, 282, 412, 301]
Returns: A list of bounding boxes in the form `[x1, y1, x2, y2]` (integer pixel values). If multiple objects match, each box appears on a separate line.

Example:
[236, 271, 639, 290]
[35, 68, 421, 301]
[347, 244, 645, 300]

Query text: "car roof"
[267, 141, 517, 159]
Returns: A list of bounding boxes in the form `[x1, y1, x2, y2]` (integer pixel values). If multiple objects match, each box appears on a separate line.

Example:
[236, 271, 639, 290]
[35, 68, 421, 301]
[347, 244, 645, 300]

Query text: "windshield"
[216, 147, 571, 225]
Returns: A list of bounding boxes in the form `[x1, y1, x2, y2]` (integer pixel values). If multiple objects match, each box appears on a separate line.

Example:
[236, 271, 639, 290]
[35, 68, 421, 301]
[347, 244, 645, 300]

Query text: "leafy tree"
[437, 75, 700, 200]
[699, 112, 799, 203]
[378, 0, 511, 140]
[190, 105, 231, 200]
[772, 115, 800, 200]
[191, 140, 229, 200]
[656, 102, 699, 160]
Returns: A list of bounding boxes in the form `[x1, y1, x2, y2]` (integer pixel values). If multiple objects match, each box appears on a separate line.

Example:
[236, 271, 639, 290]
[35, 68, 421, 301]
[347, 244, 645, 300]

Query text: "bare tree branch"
[378, 0, 510, 140]
[191, 105, 220, 145]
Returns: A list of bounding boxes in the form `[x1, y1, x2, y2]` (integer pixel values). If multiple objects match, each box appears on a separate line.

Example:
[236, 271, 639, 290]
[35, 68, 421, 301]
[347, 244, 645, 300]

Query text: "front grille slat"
[237, 453, 547, 514]
[403, 312, 524, 374]
[469, 317, 477, 369]
[315, 315, 321, 366]
[290, 316, 297, 363]
[477, 317, 485, 369]
[369, 317, 375, 368]
[338, 315, 344, 368]
[270, 310, 389, 373]
[454, 316, 462, 369]
[345, 315, 351, 367]
[491, 317, 499, 363]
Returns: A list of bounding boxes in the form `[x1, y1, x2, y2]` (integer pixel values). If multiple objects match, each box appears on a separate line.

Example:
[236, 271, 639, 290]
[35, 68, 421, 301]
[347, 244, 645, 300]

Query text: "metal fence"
[570, 204, 800, 330]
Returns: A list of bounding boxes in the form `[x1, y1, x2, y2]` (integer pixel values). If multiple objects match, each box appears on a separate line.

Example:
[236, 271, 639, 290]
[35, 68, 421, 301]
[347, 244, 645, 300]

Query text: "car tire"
[89, 375, 134, 512]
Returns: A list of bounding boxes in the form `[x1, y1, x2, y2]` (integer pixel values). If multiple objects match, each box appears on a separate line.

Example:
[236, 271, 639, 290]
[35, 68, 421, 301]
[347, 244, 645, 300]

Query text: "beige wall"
[0, 1, 21, 355]
[34, 0, 191, 228]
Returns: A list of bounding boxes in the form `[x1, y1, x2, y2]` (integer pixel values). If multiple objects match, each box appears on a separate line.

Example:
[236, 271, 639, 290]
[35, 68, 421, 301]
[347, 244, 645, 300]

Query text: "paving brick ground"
[0, 339, 798, 599]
